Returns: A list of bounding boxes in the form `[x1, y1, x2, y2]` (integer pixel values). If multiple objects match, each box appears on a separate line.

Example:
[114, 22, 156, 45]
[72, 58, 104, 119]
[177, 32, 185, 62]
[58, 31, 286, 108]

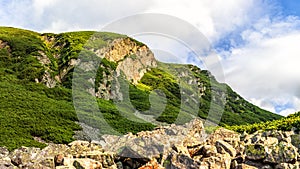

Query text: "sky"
[1, 0, 300, 116]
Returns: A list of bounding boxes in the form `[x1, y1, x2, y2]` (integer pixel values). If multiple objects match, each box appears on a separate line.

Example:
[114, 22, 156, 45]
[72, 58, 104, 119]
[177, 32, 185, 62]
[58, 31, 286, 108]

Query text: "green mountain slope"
[0, 73, 80, 150]
[0, 27, 282, 150]
[135, 64, 282, 126]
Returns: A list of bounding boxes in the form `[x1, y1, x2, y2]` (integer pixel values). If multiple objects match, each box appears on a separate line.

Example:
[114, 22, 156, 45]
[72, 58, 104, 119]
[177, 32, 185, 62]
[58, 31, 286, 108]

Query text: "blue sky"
[277, 0, 300, 16]
[1, 0, 300, 116]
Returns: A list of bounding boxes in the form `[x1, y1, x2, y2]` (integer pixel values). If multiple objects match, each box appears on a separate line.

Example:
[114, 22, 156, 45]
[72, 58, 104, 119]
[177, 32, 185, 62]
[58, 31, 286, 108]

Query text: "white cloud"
[241, 16, 300, 44]
[0, 0, 35, 29]
[1, 0, 154, 32]
[249, 98, 276, 113]
[147, 0, 263, 43]
[1, 0, 300, 115]
[279, 108, 296, 117]
[222, 16, 300, 116]
[1, 0, 266, 39]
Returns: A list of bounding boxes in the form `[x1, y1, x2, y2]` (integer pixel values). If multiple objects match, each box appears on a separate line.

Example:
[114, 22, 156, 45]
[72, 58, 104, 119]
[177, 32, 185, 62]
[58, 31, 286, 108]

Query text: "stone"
[172, 144, 190, 156]
[231, 160, 238, 169]
[1, 119, 300, 169]
[208, 128, 240, 145]
[275, 163, 300, 169]
[262, 131, 285, 142]
[9, 146, 42, 167]
[68, 140, 90, 147]
[0, 156, 14, 168]
[188, 144, 203, 158]
[263, 137, 278, 146]
[264, 142, 297, 164]
[261, 165, 273, 169]
[40, 157, 55, 168]
[200, 145, 217, 157]
[216, 140, 236, 157]
[0, 147, 9, 158]
[55, 154, 64, 166]
[245, 144, 266, 160]
[233, 155, 245, 164]
[164, 151, 201, 169]
[103, 119, 205, 162]
[201, 153, 231, 169]
[238, 164, 259, 169]
[250, 134, 262, 144]
[63, 156, 74, 166]
[138, 159, 164, 169]
[73, 159, 102, 169]
[56, 166, 76, 169]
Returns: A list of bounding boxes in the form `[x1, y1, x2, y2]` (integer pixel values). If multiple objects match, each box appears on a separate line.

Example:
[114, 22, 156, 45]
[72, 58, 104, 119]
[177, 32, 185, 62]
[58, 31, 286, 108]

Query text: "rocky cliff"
[38, 33, 157, 100]
[1, 119, 299, 169]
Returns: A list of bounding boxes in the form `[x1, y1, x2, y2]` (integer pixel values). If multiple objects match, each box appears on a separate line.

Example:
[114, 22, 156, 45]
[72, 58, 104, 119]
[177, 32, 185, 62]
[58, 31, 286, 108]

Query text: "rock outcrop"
[1, 119, 300, 169]
[98, 38, 157, 84]
[36, 35, 157, 100]
[0, 34, 155, 90]
[93, 38, 157, 100]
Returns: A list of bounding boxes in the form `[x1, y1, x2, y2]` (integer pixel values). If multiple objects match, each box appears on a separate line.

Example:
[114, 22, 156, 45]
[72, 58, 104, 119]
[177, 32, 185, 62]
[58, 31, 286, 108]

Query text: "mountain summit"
[0, 27, 281, 150]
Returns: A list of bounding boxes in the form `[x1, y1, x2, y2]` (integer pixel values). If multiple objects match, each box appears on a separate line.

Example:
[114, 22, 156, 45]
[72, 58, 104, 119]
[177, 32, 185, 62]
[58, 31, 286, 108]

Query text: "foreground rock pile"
[1, 119, 300, 169]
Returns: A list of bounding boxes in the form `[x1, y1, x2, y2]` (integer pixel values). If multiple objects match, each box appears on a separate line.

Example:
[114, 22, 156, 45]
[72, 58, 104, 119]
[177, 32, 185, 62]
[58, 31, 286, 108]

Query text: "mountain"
[0, 27, 282, 150]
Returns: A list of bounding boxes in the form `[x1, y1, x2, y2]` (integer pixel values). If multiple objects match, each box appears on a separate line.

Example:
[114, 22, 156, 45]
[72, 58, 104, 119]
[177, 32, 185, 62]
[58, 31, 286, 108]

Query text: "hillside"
[0, 27, 282, 150]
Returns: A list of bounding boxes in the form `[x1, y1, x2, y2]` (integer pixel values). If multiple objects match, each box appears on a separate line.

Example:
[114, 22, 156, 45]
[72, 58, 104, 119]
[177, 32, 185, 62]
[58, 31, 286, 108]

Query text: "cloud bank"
[1, 0, 300, 115]
[221, 16, 300, 116]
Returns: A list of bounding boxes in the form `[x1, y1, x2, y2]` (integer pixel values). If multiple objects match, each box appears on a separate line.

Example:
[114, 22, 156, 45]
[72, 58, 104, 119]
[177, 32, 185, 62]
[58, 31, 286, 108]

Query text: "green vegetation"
[97, 99, 155, 134]
[140, 68, 182, 123]
[73, 89, 156, 136]
[0, 27, 144, 150]
[188, 65, 282, 126]
[132, 64, 282, 126]
[95, 58, 118, 92]
[227, 112, 300, 133]
[245, 144, 265, 159]
[0, 72, 81, 151]
[129, 84, 151, 112]
[0, 27, 83, 150]
[0, 27, 46, 82]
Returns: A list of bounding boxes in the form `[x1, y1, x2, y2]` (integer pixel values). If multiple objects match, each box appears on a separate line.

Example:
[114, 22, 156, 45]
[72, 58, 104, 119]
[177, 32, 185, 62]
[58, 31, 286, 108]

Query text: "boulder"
[208, 128, 240, 145]
[9, 146, 46, 168]
[201, 153, 231, 169]
[164, 150, 202, 169]
[215, 140, 236, 157]
[73, 158, 103, 169]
